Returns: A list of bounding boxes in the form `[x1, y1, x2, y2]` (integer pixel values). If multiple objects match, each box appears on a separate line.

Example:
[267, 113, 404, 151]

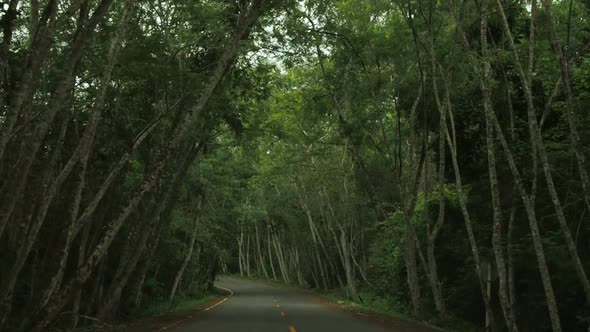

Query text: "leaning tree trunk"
[0, 0, 115, 243]
[425, 29, 449, 322]
[426, 105, 447, 322]
[22, 3, 266, 330]
[495, 1, 583, 328]
[14, 5, 136, 327]
[300, 183, 335, 289]
[124, 226, 163, 311]
[266, 222, 277, 280]
[394, 143, 427, 318]
[433, 45, 496, 327]
[0, 0, 60, 169]
[2, 13, 111, 326]
[340, 225, 358, 301]
[169, 200, 201, 307]
[238, 224, 245, 276]
[322, 185, 361, 302]
[97, 205, 155, 319]
[246, 230, 252, 277]
[272, 230, 290, 283]
[404, 229, 422, 316]
[540, 0, 590, 219]
[101, 138, 204, 319]
[254, 222, 270, 279]
[297, 185, 329, 289]
[480, 4, 518, 331]
[489, 102, 562, 332]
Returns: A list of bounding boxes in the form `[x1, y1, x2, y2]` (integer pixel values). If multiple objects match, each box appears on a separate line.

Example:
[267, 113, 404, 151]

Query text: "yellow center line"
[288, 325, 297, 332]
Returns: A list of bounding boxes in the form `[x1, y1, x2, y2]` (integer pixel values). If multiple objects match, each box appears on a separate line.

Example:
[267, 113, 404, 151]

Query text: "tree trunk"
[169, 200, 201, 307]
[437, 71, 496, 331]
[541, 0, 590, 218]
[125, 228, 163, 312]
[69, 209, 92, 330]
[23, 3, 266, 330]
[254, 222, 269, 279]
[96, 210, 153, 319]
[0, 0, 115, 243]
[246, 229, 252, 277]
[0, 109, 71, 328]
[425, 26, 448, 322]
[266, 223, 277, 280]
[480, 4, 518, 330]
[0, 2, 133, 325]
[21, 4, 136, 325]
[489, 108, 562, 332]
[296, 184, 328, 289]
[272, 230, 290, 283]
[292, 247, 305, 286]
[238, 225, 245, 276]
[426, 135, 446, 320]
[404, 230, 421, 316]
[495, 1, 584, 328]
[507, 202, 517, 317]
[340, 226, 357, 300]
[101, 139, 203, 319]
[0, 0, 59, 168]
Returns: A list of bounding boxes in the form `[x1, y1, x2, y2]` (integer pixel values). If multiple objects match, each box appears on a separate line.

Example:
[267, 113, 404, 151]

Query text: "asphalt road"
[173, 276, 394, 332]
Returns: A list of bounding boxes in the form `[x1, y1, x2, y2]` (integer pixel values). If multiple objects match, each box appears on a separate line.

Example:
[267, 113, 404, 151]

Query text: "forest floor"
[306, 291, 444, 332]
[74, 289, 227, 332]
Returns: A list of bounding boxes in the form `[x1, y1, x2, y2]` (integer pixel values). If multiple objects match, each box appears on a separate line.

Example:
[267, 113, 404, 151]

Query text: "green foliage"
[131, 292, 217, 318]
[2, 0, 590, 331]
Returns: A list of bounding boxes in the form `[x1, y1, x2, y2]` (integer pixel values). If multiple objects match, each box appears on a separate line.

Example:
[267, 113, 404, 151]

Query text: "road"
[172, 276, 398, 332]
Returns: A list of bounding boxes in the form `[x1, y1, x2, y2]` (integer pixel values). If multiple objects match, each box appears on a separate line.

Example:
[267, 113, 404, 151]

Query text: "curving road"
[172, 277, 408, 332]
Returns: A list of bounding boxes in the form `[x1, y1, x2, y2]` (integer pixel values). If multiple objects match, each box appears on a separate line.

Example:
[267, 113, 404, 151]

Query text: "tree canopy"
[0, 0, 589, 331]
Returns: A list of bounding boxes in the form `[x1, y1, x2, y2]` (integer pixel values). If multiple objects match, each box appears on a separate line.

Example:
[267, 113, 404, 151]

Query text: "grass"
[74, 289, 226, 332]
[310, 289, 478, 332]
[133, 291, 218, 317]
[134, 283, 233, 317]
[318, 289, 414, 319]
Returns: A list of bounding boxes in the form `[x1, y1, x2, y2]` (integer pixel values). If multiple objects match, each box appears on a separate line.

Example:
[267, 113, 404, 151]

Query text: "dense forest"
[0, 0, 589, 331]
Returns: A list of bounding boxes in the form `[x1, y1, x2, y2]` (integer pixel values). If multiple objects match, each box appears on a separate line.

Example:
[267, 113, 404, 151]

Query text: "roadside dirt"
[308, 296, 443, 332]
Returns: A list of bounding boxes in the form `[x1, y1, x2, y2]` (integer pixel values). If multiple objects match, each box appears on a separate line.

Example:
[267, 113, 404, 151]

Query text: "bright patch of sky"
[244, 0, 330, 73]
[76, 76, 91, 90]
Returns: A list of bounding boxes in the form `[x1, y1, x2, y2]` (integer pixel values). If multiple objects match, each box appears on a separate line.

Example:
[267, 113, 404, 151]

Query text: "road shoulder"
[74, 288, 231, 332]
